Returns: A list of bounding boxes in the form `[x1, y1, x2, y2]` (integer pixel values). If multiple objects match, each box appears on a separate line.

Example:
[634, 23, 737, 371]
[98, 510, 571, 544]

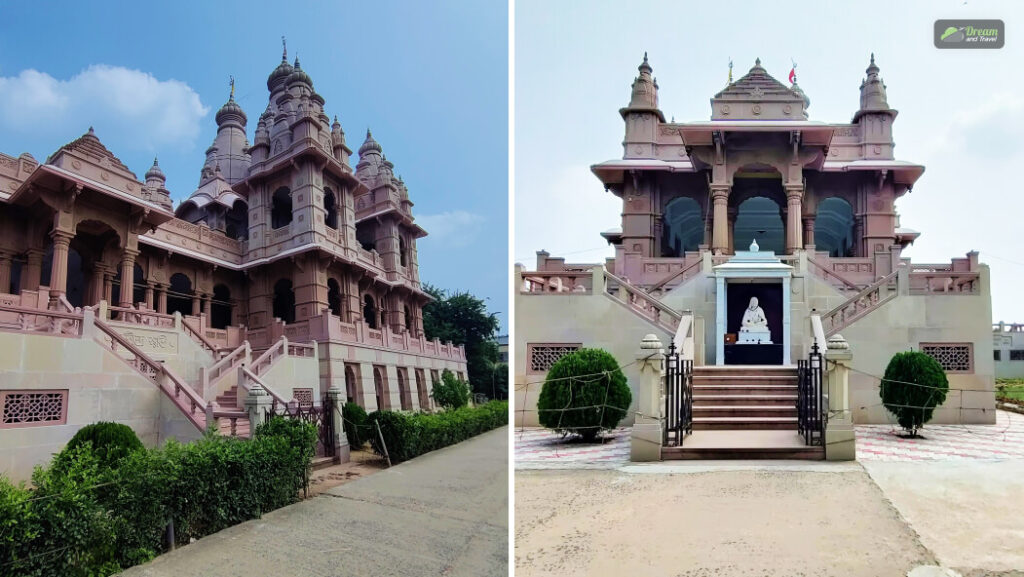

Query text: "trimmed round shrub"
[537, 348, 631, 442]
[880, 350, 949, 436]
[58, 422, 143, 470]
[342, 401, 369, 448]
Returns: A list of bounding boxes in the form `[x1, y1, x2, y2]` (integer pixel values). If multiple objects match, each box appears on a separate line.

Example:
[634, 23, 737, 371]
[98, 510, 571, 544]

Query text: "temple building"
[0, 48, 466, 479]
[515, 55, 994, 459]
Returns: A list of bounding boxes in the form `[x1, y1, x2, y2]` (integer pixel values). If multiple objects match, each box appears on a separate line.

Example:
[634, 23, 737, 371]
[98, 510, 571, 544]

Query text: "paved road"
[121, 427, 509, 577]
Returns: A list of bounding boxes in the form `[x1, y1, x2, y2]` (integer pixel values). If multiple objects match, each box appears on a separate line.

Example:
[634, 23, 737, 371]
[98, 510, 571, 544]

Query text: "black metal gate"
[266, 394, 336, 458]
[797, 342, 825, 446]
[663, 341, 693, 447]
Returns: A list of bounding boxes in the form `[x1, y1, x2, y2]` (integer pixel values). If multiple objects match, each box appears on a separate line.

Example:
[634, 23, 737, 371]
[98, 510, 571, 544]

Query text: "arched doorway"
[344, 365, 358, 405]
[211, 284, 232, 329]
[814, 197, 855, 257]
[167, 273, 193, 316]
[404, 304, 413, 334]
[271, 187, 292, 229]
[399, 237, 408, 267]
[225, 200, 249, 240]
[363, 294, 378, 329]
[324, 188, 338, 230]
[661, 197, 704, 257]
[272, 278, 295, 323]
[327, 278, 343, 318]
[374, 367, 387, 410]
[397, 369, 411, 410]
[734, 197, 785, 254]
[416, 370, 430, 410]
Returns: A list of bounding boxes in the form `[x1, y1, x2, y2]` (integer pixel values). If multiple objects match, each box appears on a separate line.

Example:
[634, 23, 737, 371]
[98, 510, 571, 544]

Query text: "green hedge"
[0, 418, 316, 577]
[342, 401, 370, 448]
[367, 401, 507, 462]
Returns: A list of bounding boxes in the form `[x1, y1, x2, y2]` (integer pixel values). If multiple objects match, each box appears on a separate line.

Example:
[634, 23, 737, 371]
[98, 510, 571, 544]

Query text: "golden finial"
[229, 75, 235, 99]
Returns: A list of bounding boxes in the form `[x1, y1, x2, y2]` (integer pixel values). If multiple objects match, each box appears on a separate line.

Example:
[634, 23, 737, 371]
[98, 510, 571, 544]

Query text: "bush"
[0, 421, 316, 577]
[537, 348, 632, 442]
[880, 350, 949, 436]
[367, 401, 507, 462]
[342, 402, 369, 448]
[432, 369, 470, 410]
[56, 421, 143, 471]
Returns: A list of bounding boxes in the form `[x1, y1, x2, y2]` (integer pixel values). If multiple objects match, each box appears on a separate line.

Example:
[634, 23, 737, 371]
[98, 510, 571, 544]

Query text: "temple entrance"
[814, 197, 855, 257]
[661, 197, 704, 257]
[734, 197, 784, 255]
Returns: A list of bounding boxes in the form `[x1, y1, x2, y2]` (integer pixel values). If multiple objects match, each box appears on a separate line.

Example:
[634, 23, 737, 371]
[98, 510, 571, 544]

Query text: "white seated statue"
[737, 296, 772, 344]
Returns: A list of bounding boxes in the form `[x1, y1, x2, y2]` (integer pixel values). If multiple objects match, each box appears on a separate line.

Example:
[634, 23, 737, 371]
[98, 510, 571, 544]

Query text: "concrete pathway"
[120, 427, 509, 577]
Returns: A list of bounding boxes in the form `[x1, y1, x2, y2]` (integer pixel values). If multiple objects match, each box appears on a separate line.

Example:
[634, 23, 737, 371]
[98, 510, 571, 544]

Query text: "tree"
[880, 351, 949, 436]
[422, 284, 502, 399]
[432, 369, 471, 409]
[537, 348, 631, 442]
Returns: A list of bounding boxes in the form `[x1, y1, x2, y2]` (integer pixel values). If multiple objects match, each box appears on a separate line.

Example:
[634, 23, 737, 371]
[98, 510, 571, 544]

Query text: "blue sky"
[515, 0, 1024, 324]
[0, 0, 508, 331]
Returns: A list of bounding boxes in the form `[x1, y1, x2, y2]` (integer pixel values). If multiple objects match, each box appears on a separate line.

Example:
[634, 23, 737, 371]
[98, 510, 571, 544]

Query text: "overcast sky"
[515, 0, 1024, 324]
[0, 0, 508, 331]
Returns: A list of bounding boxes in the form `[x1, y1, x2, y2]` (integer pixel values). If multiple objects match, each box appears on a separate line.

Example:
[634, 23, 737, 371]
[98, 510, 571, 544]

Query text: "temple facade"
[515, 55, 994, 458]
[0, 49, 466, 479]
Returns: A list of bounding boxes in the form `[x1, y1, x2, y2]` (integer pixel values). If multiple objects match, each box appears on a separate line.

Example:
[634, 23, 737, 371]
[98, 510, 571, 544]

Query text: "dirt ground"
[516, 468, 935, 577]
[304, 448, 387, 497]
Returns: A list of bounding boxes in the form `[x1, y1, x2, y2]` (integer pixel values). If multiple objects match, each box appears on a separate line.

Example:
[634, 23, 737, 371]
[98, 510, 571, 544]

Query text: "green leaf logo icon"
[941, 26, 959, 40]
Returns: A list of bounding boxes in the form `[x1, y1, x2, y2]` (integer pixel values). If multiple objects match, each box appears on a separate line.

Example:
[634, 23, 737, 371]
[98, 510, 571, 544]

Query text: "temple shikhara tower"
[516, 55, 994, 460]
[0, 48, 466, 479]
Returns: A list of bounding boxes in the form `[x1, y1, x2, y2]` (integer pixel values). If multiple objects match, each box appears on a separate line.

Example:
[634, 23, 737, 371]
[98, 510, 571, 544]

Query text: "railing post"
[824, 334, 855, 461]
[245, 382, 273, 433]
[326, 386, 350, 464]
[631, 334, 664, 462]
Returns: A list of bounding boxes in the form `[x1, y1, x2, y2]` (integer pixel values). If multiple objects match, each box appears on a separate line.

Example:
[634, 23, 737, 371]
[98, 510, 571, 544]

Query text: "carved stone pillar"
[0, 251, 13, 294]
[191, 295, 201, 316]
[727, 208, 737, 255]
[144, 283, 154, 309]
[48, 230, 74, 303]
[119, 249, 138, 307]
[202, 294, 211, 325]
[22, 249, 43, 292]
[711, 186, 730, 254]
[785, 185, 804, 254]
[156, 283, 168, 314]
[803, 216, 816, 249]
[854, 215, 865, 257]
[103, 271, 114, 304]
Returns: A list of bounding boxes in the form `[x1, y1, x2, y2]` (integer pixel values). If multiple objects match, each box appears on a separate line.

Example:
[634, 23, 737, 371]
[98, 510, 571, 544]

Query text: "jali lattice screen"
[528, 343, 582, 373]
[1, 390, 68, 427]
[920, 343, 973, 373]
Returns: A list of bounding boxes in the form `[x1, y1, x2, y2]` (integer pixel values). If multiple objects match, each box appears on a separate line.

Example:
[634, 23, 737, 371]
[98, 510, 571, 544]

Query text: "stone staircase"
[663, 365, 824, 460]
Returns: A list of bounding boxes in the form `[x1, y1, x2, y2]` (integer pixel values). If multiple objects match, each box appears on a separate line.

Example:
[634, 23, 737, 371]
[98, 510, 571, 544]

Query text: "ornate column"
[21, 249, 43, 292]
[727, 208, 737, 254]
[202, 293, 211, 316]
[191, 294, 201, 316]
[802, 215, 816, 249]
[118, 249, 138, 307]
[854, 215, 865, 257]
[48, 230, 74, 303]
[103, 270, 114, 304]
[156, 283, 168, 314]
[144, 283, 155, 309]
[0, 250, 13, 294]
[784, 184, 804, 254]
[711, 185, 730, 254]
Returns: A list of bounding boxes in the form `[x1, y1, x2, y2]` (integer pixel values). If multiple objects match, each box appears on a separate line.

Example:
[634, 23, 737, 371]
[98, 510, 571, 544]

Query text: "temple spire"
[282, 35, 287, 61]
[229, 75, 235, 99]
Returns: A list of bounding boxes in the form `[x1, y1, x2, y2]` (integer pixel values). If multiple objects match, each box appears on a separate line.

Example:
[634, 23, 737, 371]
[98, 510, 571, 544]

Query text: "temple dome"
[267, 58, 294, 91]
[359, 129, 382, 156]
[145, 157, 165, 181]
[287, 57, 313, 87]
[215, 95, 247, 126]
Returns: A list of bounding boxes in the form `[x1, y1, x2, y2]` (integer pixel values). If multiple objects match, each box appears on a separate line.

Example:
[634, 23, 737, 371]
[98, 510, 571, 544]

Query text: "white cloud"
[0, 65, 208, 150]
[416, 210, 486, 247]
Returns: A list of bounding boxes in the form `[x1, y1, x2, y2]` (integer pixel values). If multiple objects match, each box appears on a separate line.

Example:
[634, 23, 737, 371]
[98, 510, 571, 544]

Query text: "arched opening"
[416, 370, 430, 410]
[271, 186, 292, 229]
[344, 365, 358, 405]
[814, 197, 855, 257]
[397, 369, 411, 410]
[356, 223, 375, 252]
[272, 278, 295, 324]
[363, 294, 378, 329]
[374, 367, 387, 410]
[324, 188, 338, 230]
[734, 197, 785, 255]
[399, 237, 408, 267]
[661, 197, 704, 257]
[211, 284, 232, 329]
[404, 304, 413, 334]
[327, 278, 343, 317]
[167, 273, 193, 316]
[225, 200, 249, 240]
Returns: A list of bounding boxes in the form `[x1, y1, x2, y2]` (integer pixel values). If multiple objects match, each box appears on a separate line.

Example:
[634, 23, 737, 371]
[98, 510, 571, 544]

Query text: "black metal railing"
[797, 342, 825, 446]
[663, 341, 693, 447]
[265, 394, 337, 458]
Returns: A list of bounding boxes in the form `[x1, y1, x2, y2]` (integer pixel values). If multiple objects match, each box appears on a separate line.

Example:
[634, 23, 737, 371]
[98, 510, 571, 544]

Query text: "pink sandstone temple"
[515, 55, 994, 460]
[0, 47, 467, 478]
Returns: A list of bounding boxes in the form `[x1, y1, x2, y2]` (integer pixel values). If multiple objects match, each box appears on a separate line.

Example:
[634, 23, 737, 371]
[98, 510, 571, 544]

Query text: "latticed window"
[528, 343, 582, 373]
[920, 343, 973, 373]
[1, 390, 68, 427]
[1011, 350, 1024, 361]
